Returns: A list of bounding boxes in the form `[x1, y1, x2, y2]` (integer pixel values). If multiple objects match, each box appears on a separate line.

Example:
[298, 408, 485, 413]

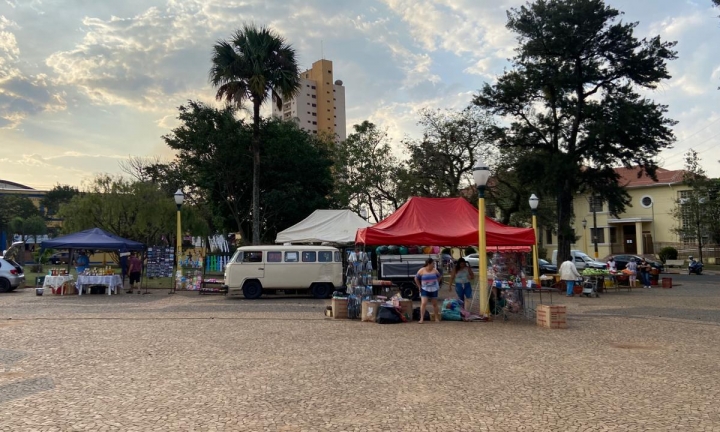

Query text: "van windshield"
[230, 250, 242, 263]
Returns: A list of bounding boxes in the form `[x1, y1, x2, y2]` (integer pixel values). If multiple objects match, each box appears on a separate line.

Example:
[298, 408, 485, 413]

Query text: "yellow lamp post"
[529, 194, 540, 287]
[173, 189, 184, 294]
[582, 219, 588, 254]
[473, 155, 491, 315]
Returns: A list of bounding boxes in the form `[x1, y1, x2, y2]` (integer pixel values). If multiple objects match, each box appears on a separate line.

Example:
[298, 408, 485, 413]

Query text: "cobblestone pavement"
[1, 274, 719, 431]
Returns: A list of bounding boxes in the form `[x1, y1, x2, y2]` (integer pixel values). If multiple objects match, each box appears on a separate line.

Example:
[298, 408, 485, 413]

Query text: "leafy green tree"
[23, 215, 47, 244]
[334, 121, 405, 221]
[0, 195, 40, 246]
[672, 150, 720, 261]
[40, 184, 79, 218]
[59, 176, 208, 247]
[473, 0, 677, 263]
[400, 107, 494, 198]
[157, 102, 335, 243]
[210, 25, 301, 244]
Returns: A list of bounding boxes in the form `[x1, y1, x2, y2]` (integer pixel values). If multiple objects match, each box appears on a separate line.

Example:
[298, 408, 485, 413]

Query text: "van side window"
[334, 251, 341, 262]
[267, 251, 282, 262]
[318, 251, 332, 262]
[285, 252, 299, 262]
[243, 252, 263, 263]
[302, 251, 316, 262]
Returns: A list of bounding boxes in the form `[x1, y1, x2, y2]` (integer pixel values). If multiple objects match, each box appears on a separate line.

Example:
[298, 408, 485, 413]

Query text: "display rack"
[146, 246, 175, 278]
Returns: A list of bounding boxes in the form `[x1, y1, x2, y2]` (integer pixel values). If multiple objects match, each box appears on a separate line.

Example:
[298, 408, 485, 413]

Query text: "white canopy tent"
[275, 210, 372, 245]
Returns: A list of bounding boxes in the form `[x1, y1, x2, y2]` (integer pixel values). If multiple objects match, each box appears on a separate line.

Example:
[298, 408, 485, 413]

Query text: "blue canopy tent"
[42, 228, 144, 251]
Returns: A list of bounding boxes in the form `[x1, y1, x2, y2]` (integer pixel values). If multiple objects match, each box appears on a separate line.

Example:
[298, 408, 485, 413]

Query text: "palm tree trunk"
[252, 100, 261, 245]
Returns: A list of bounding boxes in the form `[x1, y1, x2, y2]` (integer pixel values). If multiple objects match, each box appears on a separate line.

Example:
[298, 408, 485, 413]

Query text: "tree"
[210, 25, 301, 244]
[672, 150, 720, 261]
[400, 107, 494, 198]
[0, 195, 40, 241]
[473, 0, 677, 263]
[334, 121, 405, 221]
[40, 184, 79, 218]
[58, 175, 209, 247]
[23, 215, 47, 244]
[156, 102, 335, 242]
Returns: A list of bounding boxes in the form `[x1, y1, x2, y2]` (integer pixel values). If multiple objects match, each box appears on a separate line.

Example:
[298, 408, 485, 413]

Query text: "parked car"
[1, 242, 26, 293]
[526, 259, 558, 276]
[605, 255, 664, 273]
[49, 251, 70, 265]
[463, 253, 494, 270]
[551, 250, 606, 270]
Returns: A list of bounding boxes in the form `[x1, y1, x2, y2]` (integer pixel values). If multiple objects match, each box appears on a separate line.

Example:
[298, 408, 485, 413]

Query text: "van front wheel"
[242, 280, 263, 299]
[311, 283, 333, 299]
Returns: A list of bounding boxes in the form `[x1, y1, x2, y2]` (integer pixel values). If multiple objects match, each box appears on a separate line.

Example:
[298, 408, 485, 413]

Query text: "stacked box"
[536, 304, 567, 329]
[399, 300, 413, 321]
[331, 298, 348, 320]
[361, 301, 382, 322]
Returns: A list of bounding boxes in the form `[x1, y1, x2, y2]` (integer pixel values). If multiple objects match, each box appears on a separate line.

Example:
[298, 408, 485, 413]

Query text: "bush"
[658, 246, 678, 263]
[464, 247, 476, 255]
[441, 248, 452, 255]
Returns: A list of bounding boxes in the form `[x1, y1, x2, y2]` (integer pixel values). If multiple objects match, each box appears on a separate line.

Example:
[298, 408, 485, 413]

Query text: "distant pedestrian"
[126, 252, 142, 294]
[559, 257, 581, 297]
[74, 251, 89, 274]
[449, 258, 474, 306]
[638, 259, 652, 289]
[607, 257, 617, 273]
[627, 258, 638, 288]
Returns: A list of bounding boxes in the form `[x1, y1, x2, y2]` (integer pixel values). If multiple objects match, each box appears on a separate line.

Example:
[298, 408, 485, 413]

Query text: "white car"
[1, 242, 26, 293]
[463, 253, 480, 268]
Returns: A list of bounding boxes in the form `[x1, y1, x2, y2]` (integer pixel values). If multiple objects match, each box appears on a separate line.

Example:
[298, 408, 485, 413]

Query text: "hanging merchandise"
[146, 246, 174, 278]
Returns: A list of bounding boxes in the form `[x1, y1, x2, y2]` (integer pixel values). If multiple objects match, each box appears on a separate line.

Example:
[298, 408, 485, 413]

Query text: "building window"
[312, 103, 316, 107]
[590, 228, 605, 244]
[306, 94, 310, 96]
[312, 130, 317, 134]
[311, 85, 316, 89]
[609, 227, 617, 244]
[589, 196, 603, 213]
[312, 95, 316, 99]
[679, 190, 694, 233]
[312, 121, 317, 125]
[328, 70, 331, 73]
[306, 84, 309, 87]
[327, 109, 330, 112]
[307, 121, 310, 123]
[312, 113, 316, 116]
[545, 229, 553, 244]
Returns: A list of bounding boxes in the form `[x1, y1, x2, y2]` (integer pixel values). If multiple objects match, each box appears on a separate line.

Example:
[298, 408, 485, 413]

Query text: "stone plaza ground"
[1, 274, 720, 431]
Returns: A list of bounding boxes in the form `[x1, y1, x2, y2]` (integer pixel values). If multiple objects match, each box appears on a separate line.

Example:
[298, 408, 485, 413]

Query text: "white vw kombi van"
[224, 245, 343, 299]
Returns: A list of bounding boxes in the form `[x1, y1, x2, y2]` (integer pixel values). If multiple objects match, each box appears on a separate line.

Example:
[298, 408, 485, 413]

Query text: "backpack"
[412, 307, 431, 322]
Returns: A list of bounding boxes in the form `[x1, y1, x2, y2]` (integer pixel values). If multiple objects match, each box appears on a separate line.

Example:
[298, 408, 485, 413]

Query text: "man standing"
[126, 252, 142, 294]
[559, 257, 582, 297]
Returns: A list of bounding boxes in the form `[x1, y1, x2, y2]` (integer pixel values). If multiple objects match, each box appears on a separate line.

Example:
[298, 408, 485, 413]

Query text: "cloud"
[0, 16, 66, 128]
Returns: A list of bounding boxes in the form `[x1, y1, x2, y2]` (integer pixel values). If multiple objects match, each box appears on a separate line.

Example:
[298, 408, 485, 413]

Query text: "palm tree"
[210, 24, 301, 244]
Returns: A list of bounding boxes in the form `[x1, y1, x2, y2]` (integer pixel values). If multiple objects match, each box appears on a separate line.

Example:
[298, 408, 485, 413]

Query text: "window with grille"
[545, 229, 553, 244]
[678, 190, 693, 231]
[590, 228, 605, 244]
[588, 196, 603, 212]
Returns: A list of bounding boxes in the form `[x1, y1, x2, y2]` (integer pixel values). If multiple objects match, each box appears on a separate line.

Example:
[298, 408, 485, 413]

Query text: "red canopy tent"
[355, 197, 536, 251]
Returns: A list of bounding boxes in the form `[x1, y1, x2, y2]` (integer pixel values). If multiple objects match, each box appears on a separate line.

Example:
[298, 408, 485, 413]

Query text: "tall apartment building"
[271, 59, 347, 141]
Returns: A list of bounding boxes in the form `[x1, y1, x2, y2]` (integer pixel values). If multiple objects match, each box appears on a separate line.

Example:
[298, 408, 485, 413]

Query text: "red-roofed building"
[544, 166, 691, 259]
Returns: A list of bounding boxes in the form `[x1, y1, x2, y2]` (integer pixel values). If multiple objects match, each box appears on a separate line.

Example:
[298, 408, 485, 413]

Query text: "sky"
[1, 0, 720, 190]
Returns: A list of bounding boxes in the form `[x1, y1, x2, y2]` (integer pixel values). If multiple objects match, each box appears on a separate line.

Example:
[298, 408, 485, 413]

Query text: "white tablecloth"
[42, 275, 73, 295]
[76, 275, 122, 296]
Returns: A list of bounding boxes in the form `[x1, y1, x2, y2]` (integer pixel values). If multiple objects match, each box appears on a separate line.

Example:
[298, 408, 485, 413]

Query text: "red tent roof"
[355, 197, 536, 247]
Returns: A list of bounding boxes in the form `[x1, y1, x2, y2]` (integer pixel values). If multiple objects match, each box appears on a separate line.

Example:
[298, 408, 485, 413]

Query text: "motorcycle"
[689, 261, 703, 275]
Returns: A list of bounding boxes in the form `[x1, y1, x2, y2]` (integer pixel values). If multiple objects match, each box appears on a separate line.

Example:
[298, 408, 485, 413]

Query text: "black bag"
[376, 306, 404, 324]
[412, 307, 431, 322]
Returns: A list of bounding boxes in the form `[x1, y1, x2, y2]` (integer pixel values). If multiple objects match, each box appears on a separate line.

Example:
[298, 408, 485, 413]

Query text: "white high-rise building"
[271, 59, 347, 141]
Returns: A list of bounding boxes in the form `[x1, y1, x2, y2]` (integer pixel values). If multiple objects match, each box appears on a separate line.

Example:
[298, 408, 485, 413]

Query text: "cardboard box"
[331, 298, 348, 320]
[536, 304, 567, 329]
[399, 300, 413, 320]
[362, 301, 382, 322]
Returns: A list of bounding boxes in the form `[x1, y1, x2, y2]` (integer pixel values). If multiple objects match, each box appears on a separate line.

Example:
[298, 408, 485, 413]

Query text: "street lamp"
[592, 195, 600, 259]
[529, 194, 540, 287]
[473, 155, 491, 316]
[582, 219, 588, 254]
[174, 189, 184, 293]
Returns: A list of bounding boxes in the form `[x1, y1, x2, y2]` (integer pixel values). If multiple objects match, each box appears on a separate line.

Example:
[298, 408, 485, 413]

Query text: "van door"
[239, 250, 265, 280]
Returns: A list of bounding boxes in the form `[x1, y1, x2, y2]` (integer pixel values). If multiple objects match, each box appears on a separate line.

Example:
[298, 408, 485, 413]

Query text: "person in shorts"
[414, 258, 442, 323]
[126, 252, 142, 294]
[449, 258, 474, 308]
